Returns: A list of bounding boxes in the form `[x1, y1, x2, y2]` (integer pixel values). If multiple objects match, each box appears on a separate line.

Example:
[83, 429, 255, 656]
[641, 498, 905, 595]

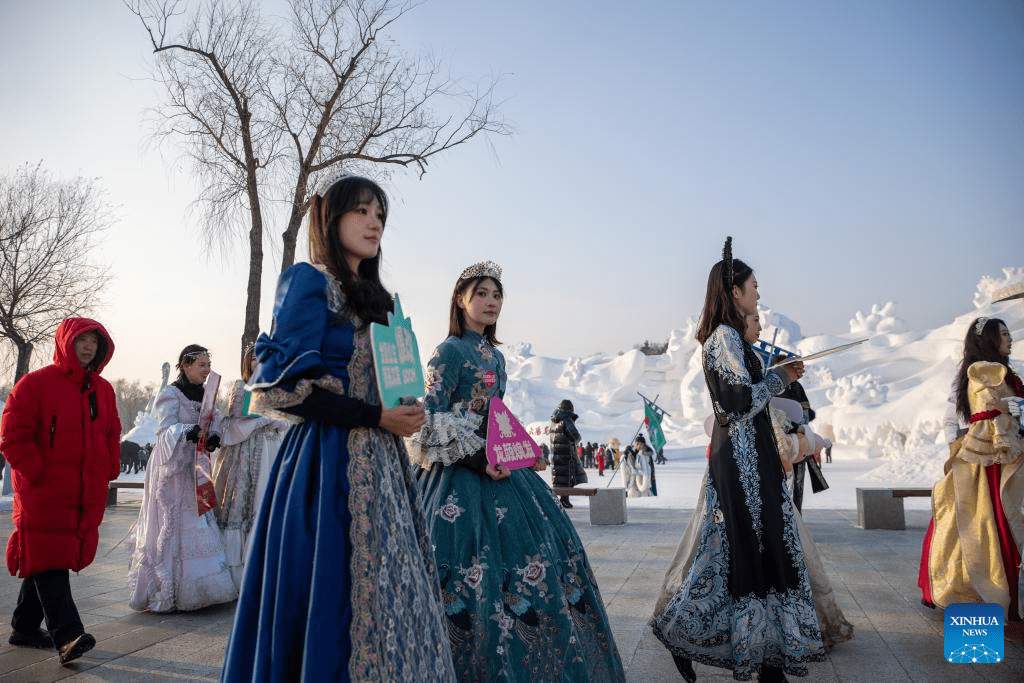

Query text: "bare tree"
[129, 0, 281, 365]
[128, 0, 509, 362]
[0, 163, 113, 384]
[112, 378, 157, 436]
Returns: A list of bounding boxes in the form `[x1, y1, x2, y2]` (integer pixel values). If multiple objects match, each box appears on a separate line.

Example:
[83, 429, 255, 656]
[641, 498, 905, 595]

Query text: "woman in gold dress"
[919, 317, 1024, 619]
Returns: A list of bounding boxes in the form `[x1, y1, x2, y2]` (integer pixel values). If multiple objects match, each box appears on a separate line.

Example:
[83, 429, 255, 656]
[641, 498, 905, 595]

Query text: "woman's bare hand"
[485, 463, 511, 481]
[531, 456, 548, 472]
[781, 360, 805, 384]
[378, 403, 426, 437]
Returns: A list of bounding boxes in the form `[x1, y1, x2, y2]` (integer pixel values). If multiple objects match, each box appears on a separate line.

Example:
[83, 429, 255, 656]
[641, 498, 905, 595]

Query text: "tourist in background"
[551, 399, 587, 508]
[2, 318, 121, 665]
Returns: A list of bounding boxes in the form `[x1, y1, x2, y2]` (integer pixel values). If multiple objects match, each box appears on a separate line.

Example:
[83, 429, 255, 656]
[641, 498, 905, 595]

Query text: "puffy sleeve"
[226, 379, 246, 417]
[769, 405, 810, 473]
[563, 416, 581, 444]
[102, 382, 122, 481]
[248, 263, 380, 429]
[942, 378, 965, 444]
[406, 340, 486, 467]
[249, 263, 331, 398]
[959, 361, 1024, 465]
[150, 387, 197, 475]
[703, 325, 786, 428]
[0, 374, 46, 484]
[218, 379, 271, 446]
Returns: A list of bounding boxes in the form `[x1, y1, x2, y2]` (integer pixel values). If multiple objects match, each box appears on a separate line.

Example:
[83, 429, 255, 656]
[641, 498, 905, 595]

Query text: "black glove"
[185, 425, 201, 443]
[454, 417, 490, 476]
[204, 434, 221, 452]
[455, 448, 490, 476]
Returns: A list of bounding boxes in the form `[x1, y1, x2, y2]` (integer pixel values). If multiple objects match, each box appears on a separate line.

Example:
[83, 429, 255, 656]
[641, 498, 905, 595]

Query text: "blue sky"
[1, 0, 1021, 384]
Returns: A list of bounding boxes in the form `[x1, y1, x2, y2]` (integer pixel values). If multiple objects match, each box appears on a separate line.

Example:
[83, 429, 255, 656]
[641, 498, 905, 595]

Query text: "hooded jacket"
[550, 404, 585, 487]
[2, 317, 121, 577]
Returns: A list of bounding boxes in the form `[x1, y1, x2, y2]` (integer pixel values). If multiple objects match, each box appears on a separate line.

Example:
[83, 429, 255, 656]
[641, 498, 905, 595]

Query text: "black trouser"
[11, 569, 83, 648]
[791, 459, 806, 513]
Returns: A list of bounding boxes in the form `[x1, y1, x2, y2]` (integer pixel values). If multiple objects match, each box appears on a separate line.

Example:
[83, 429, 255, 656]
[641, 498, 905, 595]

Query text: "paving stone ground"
[0, 498, 1020, 682]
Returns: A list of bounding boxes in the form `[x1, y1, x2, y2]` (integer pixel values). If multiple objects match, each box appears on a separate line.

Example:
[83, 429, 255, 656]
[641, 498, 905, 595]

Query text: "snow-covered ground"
[73, 444, 908, 512]
[558, 444, 933, 513]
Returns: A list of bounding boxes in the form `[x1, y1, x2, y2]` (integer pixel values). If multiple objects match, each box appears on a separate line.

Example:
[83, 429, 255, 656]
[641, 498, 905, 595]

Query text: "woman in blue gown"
[408, 261, 626, 683]
[221, 172, 456, 682]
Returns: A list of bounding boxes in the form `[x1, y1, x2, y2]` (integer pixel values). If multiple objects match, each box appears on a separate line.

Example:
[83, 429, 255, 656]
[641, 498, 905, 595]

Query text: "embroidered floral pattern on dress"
[344, 308, 456, 681]
[517, 556, 549, 588]
[462, 562, 485, 590]
[729, 419, 764, 549]
[415, 328, 625, 682]
[438, 494, 466, 523]
[651, 323, 824, 680]
[704, 327, 786, 550]
[650, 480, 823, 681]
[477, 337, 494, 363]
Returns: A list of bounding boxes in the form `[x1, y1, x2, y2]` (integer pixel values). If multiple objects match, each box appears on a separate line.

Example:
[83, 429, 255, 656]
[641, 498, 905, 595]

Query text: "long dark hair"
[695, 251, 754, 344]
[307, 175, 392, 325]
[955, 317, 1016, 420]
[448, 275, 502, 345]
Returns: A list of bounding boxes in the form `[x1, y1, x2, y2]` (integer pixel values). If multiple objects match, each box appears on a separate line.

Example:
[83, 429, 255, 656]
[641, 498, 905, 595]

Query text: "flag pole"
[607, 393, 663, 489]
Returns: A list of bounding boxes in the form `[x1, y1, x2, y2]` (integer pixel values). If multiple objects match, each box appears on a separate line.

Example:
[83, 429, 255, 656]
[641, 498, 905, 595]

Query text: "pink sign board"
[486, 397, 541, 470]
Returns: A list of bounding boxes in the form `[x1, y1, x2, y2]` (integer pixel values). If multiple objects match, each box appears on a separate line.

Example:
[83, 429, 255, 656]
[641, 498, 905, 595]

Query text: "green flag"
[644, 400, 666, 451]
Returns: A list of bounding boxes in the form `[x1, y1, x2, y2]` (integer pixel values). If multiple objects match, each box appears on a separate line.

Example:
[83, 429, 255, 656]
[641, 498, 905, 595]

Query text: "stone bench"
[553, 486, 627, 526]
[856, 487, 931, 530]
[107, 480, 144, 506]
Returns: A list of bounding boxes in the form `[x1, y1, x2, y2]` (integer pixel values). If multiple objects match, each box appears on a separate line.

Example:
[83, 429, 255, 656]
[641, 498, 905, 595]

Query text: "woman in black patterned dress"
[650, 238, 824, 682]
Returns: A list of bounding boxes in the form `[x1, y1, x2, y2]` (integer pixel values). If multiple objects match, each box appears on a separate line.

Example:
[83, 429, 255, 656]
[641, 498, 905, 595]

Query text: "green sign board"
[369, 294, 424, 408]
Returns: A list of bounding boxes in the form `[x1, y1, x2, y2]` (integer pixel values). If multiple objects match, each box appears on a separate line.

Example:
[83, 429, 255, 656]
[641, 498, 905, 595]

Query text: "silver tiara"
[458, 260, 502, 282]
[974, 317, 988, 335]
[311, 167, 353, 198]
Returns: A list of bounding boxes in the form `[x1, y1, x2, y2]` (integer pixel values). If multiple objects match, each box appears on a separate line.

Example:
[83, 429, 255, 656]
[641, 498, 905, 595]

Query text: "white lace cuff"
[407, 408, 485, 467]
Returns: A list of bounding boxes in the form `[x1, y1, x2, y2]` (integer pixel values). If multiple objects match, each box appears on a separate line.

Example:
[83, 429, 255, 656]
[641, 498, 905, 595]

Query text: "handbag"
[806, 456, 829, 493]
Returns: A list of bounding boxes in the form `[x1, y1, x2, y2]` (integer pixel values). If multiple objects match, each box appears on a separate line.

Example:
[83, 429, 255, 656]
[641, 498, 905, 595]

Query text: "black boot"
[758, 665, 788, 683]
[560, 496, 573, 509]
[672, 654, 696, 682]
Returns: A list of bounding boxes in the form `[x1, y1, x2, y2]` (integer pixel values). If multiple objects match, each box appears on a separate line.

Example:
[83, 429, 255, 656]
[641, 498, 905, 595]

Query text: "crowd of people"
[0, 172, 1020, 681]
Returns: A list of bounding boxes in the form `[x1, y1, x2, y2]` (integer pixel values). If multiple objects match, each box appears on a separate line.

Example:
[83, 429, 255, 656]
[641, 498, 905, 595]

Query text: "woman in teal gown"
[409, 261, 626, 683]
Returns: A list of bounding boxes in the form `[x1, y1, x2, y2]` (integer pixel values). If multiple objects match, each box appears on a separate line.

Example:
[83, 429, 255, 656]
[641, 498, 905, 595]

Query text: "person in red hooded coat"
[1, 317, 121, 665]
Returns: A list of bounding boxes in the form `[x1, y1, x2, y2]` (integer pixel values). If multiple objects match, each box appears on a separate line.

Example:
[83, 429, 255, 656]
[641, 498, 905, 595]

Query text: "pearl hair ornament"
[311, 167, 354, 199]
[458, 260, 502, 283]
[974, 317, 989, 336]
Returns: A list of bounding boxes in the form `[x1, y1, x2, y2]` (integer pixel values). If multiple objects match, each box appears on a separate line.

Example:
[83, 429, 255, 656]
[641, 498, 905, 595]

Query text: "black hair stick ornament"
[722, 235, 734, 290]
